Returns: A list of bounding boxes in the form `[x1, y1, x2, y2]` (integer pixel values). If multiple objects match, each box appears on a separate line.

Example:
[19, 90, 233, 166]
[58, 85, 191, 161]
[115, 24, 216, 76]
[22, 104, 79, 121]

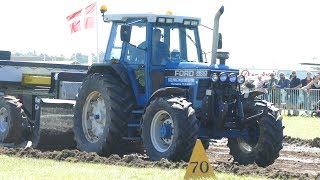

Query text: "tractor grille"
[197, 79, 211, 100]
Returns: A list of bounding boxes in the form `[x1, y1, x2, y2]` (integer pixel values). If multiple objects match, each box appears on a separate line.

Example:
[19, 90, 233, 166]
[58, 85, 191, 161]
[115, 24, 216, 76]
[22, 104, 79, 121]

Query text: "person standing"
[301, 71, 313, 87]
[277, 72, 290, 89]
[254, 75, 264, 88]
[301, 71, 313, 114]
[264, 73, 278, 104]
[253, 75, 268, 98]
[276, 72, 290, 105]
[288, 70, 302, 116]
[265, 73, 278, 89]
[302, 72, 320, 113]
[302, 72, 320, 90]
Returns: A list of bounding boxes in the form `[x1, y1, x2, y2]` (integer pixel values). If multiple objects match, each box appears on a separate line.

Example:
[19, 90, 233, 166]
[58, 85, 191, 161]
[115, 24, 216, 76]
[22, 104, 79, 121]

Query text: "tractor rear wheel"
[228, 101, 283, 167]
[142, 96, 198, 161]
[73, 73, 135, 155]
[0, 96, 24, 144]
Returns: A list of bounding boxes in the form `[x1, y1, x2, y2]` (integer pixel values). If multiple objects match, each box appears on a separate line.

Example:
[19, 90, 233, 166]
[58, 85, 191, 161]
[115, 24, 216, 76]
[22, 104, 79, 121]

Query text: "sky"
[1, 0, 320, 69]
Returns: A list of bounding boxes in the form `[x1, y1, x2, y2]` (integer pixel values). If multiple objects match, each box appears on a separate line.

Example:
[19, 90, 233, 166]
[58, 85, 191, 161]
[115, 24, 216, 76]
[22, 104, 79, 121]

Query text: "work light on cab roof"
[100, 5, 107, 14]
[166, 10, 173, 15]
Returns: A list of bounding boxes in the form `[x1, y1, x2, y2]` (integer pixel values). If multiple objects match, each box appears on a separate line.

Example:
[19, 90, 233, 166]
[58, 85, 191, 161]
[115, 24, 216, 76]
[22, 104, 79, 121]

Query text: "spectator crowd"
[242, 70, 320, 116]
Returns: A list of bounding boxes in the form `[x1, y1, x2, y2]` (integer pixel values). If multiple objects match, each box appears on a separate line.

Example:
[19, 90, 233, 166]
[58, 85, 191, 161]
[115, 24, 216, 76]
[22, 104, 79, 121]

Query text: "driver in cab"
[138, 28, 169, 65]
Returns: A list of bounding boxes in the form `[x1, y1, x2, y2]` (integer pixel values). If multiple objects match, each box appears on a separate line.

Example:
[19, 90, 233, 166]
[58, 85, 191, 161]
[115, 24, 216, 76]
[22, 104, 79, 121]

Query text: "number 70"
[190, 161, 209, 173]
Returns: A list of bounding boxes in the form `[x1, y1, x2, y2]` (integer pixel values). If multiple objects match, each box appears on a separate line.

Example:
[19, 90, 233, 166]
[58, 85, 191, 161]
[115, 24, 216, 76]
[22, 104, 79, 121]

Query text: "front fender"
[243, 96, 279, 119]
[243, 89, 266, 100]
[146, 87, 186, 108]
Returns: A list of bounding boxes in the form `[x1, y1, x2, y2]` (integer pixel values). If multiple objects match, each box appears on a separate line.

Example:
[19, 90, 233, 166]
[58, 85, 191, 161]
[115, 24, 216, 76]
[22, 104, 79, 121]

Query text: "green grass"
[0, 155, 268, 180]
[282, 116, 320, 139]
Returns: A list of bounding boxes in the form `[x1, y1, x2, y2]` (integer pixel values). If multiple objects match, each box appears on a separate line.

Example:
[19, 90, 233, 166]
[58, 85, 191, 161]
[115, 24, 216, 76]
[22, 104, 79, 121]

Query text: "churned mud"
[208, 138, 320, 180]
[0, 137, 319, 179]
[284, 135, 320, 148]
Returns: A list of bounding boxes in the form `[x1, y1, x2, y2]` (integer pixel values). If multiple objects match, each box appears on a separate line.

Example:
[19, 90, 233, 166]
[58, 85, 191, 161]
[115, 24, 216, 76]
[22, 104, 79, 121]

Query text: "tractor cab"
[101, 12, 216, 106]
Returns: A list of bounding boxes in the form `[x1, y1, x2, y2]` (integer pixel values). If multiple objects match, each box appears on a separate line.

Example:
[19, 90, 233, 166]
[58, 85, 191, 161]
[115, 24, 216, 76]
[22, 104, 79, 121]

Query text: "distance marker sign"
[184, 139, 215, 179]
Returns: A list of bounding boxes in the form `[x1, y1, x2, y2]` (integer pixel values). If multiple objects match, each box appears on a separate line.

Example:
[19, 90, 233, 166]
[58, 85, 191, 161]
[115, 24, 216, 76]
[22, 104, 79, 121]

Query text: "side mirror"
[218, 33, 222, 49]
[120, 25, 131, 43]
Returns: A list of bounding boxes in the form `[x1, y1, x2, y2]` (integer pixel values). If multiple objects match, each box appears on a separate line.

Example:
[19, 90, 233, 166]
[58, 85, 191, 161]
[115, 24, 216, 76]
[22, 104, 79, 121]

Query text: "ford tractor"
[71, 6, 284, 167]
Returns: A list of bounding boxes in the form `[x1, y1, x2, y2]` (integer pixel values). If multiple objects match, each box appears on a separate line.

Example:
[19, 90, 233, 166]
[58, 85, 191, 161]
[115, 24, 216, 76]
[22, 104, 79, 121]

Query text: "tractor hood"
[164, 61, 239, 87]
[165, 61, 239, 72]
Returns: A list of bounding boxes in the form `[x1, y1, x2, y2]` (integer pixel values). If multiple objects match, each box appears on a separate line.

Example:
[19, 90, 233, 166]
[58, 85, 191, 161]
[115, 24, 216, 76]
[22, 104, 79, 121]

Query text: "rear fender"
[88, 63, 131, 86]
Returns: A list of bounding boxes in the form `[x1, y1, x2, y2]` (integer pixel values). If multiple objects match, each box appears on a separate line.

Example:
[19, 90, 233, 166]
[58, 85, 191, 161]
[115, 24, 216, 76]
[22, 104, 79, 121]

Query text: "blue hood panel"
[166, 61, 239, 72]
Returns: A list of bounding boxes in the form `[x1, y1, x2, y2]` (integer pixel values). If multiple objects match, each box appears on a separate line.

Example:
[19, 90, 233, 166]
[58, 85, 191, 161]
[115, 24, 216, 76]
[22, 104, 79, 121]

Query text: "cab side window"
[125, 26, 146, 64]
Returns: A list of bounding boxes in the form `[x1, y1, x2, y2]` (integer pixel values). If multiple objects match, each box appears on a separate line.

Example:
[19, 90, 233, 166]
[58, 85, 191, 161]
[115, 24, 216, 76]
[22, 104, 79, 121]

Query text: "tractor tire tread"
[73, 73, 135, 155]
[142, 96, 198, 162]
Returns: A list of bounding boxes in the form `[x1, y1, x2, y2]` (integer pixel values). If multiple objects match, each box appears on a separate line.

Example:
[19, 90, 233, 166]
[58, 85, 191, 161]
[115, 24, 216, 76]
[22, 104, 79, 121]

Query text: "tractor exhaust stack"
[211, 6, 224, 65]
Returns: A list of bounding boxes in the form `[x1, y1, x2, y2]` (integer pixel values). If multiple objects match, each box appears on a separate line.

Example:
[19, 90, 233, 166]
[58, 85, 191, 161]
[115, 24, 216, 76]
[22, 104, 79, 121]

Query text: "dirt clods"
[284, 135, 320, 148]
[311, 137, 320, 148]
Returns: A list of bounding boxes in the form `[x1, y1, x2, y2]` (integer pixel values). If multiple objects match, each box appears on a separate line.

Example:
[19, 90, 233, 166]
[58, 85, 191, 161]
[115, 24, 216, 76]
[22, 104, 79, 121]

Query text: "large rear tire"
[0, 96, 24, 144]
[142, 97, 198, 161]
[73, 73, 135, 155]
[228, 101, 283, 167]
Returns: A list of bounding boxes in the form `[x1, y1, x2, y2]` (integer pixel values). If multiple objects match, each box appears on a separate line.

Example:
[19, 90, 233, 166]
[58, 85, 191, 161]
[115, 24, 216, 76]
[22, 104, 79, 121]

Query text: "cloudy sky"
[0, 0, 320, 69]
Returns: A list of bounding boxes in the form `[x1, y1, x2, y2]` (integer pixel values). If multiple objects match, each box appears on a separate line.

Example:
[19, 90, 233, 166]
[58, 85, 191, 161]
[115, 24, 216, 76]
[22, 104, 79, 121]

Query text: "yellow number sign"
[184, 139, 215, 179]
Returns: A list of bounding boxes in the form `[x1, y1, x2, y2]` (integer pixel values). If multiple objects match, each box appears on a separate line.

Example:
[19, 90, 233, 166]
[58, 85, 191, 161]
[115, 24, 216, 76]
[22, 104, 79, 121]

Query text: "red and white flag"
[66, 2, 96, 34]
[66, 9, 82, 33]
[84, 2, 96, 29]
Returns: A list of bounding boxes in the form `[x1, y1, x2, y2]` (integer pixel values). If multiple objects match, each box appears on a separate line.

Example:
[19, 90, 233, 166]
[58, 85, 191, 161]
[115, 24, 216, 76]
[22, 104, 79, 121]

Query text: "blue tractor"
[73, 6, 283, 167]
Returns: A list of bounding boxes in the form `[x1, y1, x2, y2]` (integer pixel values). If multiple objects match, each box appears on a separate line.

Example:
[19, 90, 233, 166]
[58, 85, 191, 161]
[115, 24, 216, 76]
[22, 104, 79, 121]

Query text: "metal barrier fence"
[245, 88, 320, 116]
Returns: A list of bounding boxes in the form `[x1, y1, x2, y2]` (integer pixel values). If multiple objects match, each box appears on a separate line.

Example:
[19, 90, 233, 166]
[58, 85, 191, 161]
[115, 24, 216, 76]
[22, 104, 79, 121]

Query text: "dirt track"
[0, 136, 319, 179]
[208, 137, 320, 179]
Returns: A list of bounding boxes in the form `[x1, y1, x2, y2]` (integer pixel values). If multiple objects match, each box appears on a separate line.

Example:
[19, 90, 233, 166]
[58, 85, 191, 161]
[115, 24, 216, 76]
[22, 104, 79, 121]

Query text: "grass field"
[0, 155, 267, 180]
[282, 116, 320, 139]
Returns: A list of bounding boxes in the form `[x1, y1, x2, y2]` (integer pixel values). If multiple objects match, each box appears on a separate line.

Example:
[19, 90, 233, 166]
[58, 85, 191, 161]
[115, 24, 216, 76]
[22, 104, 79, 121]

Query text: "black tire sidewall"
[254, 113, 283, 167]
[74, 74, 112, 154]
[142, 97, 198, 161]
[228, 102, 283, 167]
[143, 98, 178, 159]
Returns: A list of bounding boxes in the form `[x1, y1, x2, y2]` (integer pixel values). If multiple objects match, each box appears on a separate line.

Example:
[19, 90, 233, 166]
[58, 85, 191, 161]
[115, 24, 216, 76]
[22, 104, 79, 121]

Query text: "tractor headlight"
[219, 72, 228, 82]
[237, 75, 245, 84]
[229, 73, 237, 83]
[211, 73, 219, 82]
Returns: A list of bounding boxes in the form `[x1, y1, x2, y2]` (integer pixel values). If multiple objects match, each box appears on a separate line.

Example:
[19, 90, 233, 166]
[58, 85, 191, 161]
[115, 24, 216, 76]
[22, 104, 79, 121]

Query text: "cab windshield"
[107, 22, 203, 64]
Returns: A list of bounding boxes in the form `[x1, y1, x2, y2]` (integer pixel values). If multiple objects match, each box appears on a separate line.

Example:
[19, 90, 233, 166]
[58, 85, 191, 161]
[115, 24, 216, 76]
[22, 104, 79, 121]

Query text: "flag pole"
[95, 0, 99, 63]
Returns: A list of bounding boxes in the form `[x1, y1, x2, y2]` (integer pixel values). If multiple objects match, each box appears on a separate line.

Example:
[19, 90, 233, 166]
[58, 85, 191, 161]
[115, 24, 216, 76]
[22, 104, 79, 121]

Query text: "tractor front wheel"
[142, 96, 198, 161]
[228, 101, 283, 167]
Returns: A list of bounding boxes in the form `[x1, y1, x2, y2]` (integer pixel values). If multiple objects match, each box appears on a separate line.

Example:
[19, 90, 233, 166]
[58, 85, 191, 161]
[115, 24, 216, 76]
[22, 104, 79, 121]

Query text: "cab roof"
[103, 13, 201, 24]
